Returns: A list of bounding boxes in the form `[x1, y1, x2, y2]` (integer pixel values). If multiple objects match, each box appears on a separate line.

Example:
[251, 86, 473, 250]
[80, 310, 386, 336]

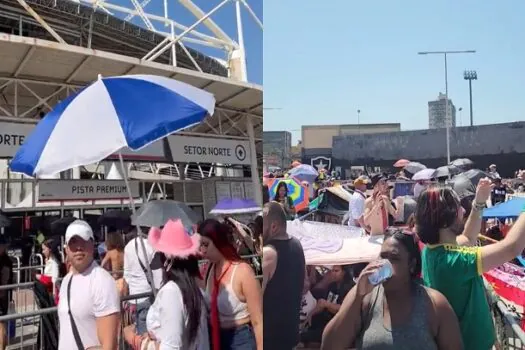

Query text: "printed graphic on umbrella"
[267, 177, 309, 212]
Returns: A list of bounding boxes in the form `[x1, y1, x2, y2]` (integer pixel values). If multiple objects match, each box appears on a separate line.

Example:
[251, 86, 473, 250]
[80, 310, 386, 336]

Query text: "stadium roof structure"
[0, 0, 262, 144]
[0, 0, 262, 202]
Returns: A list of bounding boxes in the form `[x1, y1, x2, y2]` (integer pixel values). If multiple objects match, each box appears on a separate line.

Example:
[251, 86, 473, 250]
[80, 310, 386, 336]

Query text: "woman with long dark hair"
[36, 237, 66, 302]
[124, 219, 209, 350]
[322, 229, 463, 350]
[199, 219, 262, 350]
[273, 181, 295, 218]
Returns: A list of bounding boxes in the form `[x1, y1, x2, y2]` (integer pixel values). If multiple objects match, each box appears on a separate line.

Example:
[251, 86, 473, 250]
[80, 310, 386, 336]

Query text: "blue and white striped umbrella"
[9, 75, 215, 177]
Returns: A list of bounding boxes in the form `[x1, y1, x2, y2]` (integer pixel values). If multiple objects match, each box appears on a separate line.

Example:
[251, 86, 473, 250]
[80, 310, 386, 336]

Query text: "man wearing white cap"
[57, 220, 120, 350]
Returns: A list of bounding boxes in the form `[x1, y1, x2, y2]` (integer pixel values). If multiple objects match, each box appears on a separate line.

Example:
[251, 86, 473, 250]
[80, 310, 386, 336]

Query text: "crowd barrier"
[0, 253, 261, 349]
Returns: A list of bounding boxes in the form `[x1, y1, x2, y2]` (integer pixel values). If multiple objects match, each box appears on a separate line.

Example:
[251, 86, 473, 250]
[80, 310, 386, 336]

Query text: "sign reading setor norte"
[38, 180, 140, 201]
[0, 122, 34, 158]
[168, 135, 251, 165]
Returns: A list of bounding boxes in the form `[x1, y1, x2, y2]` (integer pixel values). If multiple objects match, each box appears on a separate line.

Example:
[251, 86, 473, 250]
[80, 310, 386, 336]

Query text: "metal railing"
[0, 253, 262, 349]
[484, 279, 525, 349]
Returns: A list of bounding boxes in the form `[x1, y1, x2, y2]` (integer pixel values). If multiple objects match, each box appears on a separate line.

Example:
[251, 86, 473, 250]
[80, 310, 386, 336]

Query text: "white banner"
[168, 135, 251, 165]
[0, 121, 165, 161]
[0, 122, 34, 158]
[38, 180, 140, 201]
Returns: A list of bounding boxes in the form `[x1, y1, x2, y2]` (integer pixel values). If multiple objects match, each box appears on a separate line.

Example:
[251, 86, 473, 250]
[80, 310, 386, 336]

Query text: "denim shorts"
[135, 299, 152, 335]
[220, 323, 256, 350]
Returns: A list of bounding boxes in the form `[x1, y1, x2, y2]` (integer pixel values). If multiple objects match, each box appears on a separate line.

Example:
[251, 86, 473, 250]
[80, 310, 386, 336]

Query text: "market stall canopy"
[483, 197, 525, 219]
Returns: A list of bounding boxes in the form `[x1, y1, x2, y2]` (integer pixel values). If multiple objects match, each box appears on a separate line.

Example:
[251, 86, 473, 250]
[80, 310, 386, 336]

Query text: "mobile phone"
[368, 259, 393, 285]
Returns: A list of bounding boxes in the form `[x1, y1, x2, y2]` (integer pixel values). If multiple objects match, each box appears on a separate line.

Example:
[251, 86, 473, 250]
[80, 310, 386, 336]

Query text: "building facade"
[263, 131, 292, 168]
[301, 123, 401, 178]
[332, 122, 525, 177]
[428, 93, 457, 129]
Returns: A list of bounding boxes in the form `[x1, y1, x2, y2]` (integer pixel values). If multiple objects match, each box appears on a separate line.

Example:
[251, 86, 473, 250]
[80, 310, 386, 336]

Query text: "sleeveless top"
[205, 264, 250, 322]
[263, 237, 305, 349]
[356, 283, 438, 350]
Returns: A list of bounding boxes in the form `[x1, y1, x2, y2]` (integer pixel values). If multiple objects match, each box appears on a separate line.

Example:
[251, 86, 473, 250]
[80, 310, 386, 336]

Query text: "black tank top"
[263, 236, 305, 349]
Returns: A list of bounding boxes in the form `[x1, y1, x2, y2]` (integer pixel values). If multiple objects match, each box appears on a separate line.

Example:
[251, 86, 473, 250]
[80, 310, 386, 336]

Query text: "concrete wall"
[302, 123, 400, 149]
[332, 122, 525, 176]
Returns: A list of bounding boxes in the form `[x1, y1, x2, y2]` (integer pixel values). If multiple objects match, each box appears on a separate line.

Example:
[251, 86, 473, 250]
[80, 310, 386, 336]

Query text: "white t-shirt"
[123, 237, 163, 304]
[348, 190, 366, 227]
[146, 281, 210, 350]
[57, 262, 120, 350]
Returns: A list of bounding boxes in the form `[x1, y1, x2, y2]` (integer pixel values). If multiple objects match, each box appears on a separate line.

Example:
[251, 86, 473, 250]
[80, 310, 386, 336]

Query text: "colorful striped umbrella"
[267, 177, 309, 212]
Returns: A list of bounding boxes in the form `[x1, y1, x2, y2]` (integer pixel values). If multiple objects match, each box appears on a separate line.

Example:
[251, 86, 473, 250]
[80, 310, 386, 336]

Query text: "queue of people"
[262, 168, 525, 350]
[0, 209, 263, 350]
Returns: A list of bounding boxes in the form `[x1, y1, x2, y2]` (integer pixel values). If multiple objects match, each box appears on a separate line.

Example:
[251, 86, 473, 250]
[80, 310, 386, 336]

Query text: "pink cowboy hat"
[148, 219, 201, 258]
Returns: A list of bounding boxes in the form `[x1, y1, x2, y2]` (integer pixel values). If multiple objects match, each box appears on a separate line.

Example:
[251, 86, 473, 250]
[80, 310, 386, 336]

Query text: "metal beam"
[13, 46, 36, 77]
[15, 0, 66, 44]
[178, 0, 235, 46]
[144, 0, 232, 62]
[78, 0, 232, 48]
[65, 56, 92, 83]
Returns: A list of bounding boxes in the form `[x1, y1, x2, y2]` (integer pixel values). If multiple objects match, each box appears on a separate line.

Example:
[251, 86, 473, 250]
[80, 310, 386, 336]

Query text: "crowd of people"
[262, 162, 525, 350]
[0, 212, 264, 350]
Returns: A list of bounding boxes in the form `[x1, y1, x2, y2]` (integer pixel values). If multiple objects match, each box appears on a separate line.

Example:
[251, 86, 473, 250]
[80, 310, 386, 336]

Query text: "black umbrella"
[98, 209, 132, 229]
[449, 173, 476, 199]
[401, 196, 417, 222]
[0, 212, 10, 228]
[404, 162, 427, 175]
[461, 169, 494, 186]
[450, 158, 474, 170]
[50, 216, 77, 236]
[131, 200, 199, 230]
[435, 165, 461, 178]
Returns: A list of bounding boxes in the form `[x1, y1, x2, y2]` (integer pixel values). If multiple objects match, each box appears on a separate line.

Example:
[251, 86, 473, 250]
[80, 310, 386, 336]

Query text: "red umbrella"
[394, 159, 410, 168]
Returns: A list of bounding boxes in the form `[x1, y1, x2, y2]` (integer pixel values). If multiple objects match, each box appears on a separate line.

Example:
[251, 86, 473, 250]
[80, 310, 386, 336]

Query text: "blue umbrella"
[483, 198, 525, 219]
[9, 75, 215, 177]
[288, 164, 319, 183]
[210, 198, 261, 215]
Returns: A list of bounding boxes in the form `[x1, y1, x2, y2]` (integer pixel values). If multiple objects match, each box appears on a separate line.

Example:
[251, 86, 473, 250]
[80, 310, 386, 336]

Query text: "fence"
[0, 253, 261, 349]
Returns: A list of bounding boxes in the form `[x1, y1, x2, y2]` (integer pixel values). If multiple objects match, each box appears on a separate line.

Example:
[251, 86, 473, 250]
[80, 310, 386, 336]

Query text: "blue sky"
[111, 0, 262, 84]
[264, 0, 525, 143]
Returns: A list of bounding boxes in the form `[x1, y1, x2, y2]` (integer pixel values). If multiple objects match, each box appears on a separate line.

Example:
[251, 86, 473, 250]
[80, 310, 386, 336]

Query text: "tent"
[483, 198, 525, 219]
[311, 186, 351, 216]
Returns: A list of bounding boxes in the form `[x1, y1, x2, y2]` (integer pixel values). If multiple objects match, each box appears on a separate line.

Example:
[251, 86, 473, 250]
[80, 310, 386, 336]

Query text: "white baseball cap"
[65, 220, 94, 245]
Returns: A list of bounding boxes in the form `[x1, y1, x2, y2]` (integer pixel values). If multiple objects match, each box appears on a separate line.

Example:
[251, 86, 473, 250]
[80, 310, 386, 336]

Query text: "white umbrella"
[412, 168, 437, 181]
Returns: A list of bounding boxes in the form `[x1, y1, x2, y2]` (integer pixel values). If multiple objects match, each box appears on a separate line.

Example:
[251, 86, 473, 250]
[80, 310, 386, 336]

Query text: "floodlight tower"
[463, 70, 478, 126]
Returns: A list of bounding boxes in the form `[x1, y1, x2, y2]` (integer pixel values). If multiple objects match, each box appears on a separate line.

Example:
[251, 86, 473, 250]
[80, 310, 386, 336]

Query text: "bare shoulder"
[236, 261, 256, 277]
[365, 197, 374, 207]
[423, 286, 452, 312]
[263, 245, 278, 261]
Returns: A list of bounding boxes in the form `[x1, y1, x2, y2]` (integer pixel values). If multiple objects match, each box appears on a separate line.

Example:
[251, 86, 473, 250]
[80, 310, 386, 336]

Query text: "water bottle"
[7, 300, 16, 339]
[368, 259, 393, 286]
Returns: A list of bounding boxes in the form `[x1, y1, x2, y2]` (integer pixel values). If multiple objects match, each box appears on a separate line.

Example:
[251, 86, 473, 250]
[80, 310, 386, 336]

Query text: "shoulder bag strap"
[134, 238, 150, 281]
[67, 277, 85, 350]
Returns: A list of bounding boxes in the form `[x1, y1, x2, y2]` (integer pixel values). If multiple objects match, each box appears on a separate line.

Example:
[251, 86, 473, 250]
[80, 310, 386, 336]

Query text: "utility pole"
[463, 70, 477, 126]
[418, 50, 476, 164]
